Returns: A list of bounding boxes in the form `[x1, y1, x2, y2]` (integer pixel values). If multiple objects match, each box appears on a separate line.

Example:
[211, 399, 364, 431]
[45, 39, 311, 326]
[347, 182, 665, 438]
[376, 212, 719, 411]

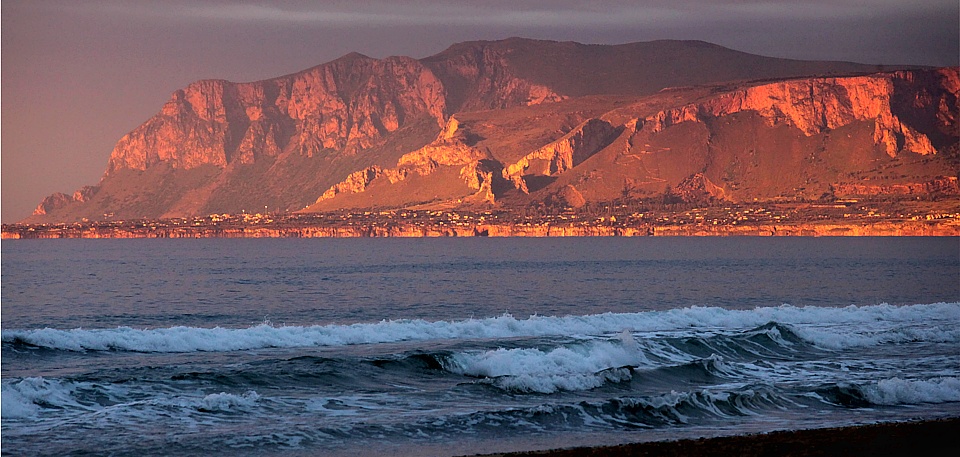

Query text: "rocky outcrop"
[32, 185, 101, 216]
[311, 68, 960, 209]
[638, 69, 959, 157]
[504, 118, 620, 193]
[314, 116, 493, 204]
[315, 115, 622, 204]
[107, 54, 448, 174]
[72, 186, 99, 203]
[32, 193, 73, 216]
[316, 166, 386, 201]
[396, 139, 488, 173]
[673, 173, 727, 203]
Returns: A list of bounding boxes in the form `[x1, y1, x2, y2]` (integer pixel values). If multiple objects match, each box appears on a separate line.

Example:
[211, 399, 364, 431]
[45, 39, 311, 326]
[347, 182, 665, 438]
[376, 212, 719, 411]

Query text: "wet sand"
[474, 418, 960, 457]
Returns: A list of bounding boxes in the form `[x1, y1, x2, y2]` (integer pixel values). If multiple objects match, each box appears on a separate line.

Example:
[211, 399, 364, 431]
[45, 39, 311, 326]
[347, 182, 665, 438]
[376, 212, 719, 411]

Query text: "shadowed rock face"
[26, 38, 959, 223]
[107, 54, 448, 174]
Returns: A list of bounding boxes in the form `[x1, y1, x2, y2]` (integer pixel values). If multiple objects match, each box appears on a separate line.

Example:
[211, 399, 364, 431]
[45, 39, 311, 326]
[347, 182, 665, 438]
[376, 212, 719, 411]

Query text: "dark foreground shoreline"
[473, 418, 960, 457]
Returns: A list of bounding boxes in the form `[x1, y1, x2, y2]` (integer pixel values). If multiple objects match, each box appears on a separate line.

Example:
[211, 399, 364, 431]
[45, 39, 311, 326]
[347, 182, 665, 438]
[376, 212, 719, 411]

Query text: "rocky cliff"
[503, 118, 621, 192]
[602, 68, 960, 203]
[311, 67, 959, 209]
[26, 38, 955, 223]
[637, 69, 959, 157]
[107, 53, 448, 174]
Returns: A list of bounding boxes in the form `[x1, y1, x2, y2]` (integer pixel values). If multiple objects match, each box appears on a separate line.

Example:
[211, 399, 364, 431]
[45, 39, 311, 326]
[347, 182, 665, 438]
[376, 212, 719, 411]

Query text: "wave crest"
[864, 377, 960, 405]
[3, 302, 957, 353]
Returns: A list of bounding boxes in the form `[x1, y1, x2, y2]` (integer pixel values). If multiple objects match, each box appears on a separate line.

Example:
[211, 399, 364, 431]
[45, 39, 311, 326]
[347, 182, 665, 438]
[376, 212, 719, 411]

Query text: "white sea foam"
[801, 326, 960, 350]
[0, 375, 262, 421]
[863, 377, 960, 405]
[197, 391, 261, 412]
[446, 333, 649, 393]
[1, 377, 82, 419]
[4, 302, 958, 353]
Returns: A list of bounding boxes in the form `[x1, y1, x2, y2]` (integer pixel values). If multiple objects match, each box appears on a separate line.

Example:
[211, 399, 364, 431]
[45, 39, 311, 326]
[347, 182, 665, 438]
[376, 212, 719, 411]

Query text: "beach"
[483, 419, 960, 457]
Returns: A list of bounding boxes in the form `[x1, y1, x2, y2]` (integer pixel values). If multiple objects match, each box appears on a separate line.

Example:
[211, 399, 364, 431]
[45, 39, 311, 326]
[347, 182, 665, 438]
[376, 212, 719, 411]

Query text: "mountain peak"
[24, 38, 955, 223]
[334, 51, 374, 62]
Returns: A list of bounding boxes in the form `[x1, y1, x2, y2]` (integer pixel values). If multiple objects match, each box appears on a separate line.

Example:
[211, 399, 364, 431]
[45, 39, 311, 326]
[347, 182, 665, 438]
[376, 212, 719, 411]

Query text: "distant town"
[4, 199, 958, 239]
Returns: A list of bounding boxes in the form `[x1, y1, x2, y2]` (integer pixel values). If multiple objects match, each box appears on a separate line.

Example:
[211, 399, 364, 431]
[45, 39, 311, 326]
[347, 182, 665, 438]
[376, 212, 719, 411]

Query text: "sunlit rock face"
[25, 37, 959, 223]
[314, 68, 958, 207]
[502, 118, 621, 193]
[107, 54, 449, 173]
[639, 69, 959, 157]
[32, 192, 72, 216]
[104, 43, 575, 178]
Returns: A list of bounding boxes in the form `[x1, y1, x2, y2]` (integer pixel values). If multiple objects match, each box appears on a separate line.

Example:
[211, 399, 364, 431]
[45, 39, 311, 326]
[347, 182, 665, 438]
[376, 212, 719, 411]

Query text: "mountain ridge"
[25, 38, 956, 223]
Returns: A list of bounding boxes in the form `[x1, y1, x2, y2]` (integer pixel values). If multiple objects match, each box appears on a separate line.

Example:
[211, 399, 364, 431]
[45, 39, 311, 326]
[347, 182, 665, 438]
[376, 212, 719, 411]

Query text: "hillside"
[25, 38, 956, 223]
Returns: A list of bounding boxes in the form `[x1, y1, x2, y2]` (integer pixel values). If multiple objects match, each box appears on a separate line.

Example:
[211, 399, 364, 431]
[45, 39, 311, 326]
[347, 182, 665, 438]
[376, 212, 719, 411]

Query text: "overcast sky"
[3, 0, 958, 222]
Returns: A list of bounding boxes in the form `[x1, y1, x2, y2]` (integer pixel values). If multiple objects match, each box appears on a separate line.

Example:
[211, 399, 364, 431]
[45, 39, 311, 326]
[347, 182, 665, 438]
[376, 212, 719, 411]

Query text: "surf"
[4, 302, 958, 353]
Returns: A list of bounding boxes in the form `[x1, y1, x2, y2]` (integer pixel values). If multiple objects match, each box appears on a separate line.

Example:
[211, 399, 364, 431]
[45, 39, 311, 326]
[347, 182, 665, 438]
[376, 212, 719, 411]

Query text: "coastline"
[3, 219, 958, 239]
[473, 418, 960, 457]
[9, 200, 958, 239]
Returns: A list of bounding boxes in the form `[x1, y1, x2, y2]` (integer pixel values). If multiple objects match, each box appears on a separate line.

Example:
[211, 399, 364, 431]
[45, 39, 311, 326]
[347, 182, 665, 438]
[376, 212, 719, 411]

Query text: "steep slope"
[310, 68, 958, 210]
[108, 53, 447, 171]
[538, 68, 960, 205]
[30, 54, 451, 221]
[26, 39, 937, 223]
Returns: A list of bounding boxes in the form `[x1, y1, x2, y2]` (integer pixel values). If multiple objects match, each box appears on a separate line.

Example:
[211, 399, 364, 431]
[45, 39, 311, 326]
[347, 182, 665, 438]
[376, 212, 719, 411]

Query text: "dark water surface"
[2, 237, 959, 456]
[3, 237, 957, 329]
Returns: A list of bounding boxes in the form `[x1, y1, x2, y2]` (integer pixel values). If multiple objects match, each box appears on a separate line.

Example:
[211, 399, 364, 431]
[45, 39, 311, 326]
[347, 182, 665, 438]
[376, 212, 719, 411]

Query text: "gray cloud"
[59, 0, 959, 27]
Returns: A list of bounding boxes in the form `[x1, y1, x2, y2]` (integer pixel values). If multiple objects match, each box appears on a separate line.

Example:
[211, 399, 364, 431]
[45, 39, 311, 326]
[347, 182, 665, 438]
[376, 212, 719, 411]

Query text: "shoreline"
[9, 200, 959, 239]
[3, 219, 958, 239]
[473, 418, 960, 457]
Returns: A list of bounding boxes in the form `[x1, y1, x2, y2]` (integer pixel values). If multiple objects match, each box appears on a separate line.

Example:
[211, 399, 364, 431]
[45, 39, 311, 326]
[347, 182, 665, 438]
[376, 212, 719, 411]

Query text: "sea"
[2, 237, 959, 456]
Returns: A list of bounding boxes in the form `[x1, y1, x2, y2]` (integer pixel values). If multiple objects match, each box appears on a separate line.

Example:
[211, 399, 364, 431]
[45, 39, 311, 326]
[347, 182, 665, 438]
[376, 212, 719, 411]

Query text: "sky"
[2, 0, 958, 222]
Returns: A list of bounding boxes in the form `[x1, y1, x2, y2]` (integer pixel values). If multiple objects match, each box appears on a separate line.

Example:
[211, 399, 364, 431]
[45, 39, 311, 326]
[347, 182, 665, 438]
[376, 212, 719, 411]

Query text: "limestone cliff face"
[639, 69, 959, 157]
[107, 54, 448, 174]
[309, 68, 959, 209]
[314, 116, 493, 204]
[503, 118, 620, 193]
[316, 166, 386, 202]
[397, 138, 488, 172]
[28, 38, 959, 223]
[106, 44, 570, 176]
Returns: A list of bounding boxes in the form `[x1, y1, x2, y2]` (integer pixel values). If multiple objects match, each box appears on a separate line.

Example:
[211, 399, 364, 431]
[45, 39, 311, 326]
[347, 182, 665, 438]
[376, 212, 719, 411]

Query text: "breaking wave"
[444, 331, 649, 393]
[863, 377, 960, 405]
[4, 302, 958, 353]
[1, 377, 85, 418]
[1, 376, 261, 420]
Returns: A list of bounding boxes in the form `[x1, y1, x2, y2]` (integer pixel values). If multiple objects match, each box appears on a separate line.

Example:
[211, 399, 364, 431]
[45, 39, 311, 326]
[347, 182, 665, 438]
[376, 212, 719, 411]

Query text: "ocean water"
[2, 237, 959, 456]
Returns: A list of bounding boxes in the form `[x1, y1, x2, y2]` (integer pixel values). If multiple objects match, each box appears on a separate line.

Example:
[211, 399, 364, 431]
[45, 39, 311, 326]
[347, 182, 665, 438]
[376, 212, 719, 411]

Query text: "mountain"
[26, 38, 957, 223]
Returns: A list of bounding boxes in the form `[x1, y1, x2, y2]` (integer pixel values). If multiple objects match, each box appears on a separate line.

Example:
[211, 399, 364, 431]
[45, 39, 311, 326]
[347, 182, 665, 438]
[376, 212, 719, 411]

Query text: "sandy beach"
[476, 418, 960, 457]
